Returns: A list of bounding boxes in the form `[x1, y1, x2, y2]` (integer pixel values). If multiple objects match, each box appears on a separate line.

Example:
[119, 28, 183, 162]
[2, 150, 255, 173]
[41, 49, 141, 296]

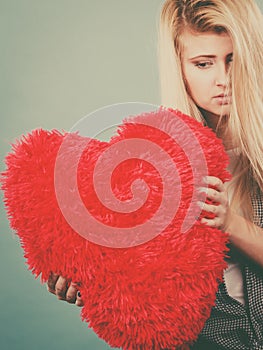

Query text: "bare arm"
[226, 211, 263, 267]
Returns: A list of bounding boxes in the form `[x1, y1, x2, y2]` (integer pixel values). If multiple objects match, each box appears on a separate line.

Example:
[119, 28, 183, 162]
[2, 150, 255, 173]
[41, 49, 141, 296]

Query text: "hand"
[198, 175, 230, 231]
[47, 272, 84, 307]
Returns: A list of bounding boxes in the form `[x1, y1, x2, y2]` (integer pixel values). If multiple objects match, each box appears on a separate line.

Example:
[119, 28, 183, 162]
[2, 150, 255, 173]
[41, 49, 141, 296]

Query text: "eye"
[227, 56, 233, 65]
[226, 54, 233, 65]
[194, 61, 213, 69]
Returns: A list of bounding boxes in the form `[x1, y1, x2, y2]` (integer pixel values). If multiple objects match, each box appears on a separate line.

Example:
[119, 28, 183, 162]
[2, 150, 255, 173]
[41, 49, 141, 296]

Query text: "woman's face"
[181, 30, 233, 121]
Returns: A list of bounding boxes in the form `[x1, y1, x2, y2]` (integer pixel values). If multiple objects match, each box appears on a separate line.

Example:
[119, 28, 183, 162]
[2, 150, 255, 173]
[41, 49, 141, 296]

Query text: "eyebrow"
[188, 53, 233, 61]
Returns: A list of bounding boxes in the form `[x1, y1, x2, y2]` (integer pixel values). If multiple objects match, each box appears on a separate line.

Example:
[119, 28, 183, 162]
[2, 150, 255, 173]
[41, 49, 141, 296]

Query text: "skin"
[48, 29, 263, 304]
[47, 273, 84, 306]
[182, 30, 233, 125]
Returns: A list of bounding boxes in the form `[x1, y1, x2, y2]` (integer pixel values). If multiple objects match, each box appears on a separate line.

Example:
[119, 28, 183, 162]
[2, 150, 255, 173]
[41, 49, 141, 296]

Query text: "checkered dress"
[192, 192, 263, 350]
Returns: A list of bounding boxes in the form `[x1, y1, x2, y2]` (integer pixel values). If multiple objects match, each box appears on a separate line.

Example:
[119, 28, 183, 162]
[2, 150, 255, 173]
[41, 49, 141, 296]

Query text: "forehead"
[181, 30, 233, 58]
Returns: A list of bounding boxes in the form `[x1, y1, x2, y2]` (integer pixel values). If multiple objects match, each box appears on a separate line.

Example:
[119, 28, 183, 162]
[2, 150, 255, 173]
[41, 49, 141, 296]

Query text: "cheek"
[183, 69, 195, 97]
[185, 76, 204, 102]
[183, 63, 214, 107]
[184, 68, 200, 95]
[184, 71, 211, 103]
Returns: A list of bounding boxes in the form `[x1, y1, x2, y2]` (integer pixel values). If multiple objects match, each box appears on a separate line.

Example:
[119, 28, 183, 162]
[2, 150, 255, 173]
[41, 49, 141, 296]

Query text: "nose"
[215, 62, 229, 87]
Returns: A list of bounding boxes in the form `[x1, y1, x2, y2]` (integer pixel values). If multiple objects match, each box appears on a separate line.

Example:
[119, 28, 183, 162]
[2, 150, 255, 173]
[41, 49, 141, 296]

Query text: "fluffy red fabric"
[1, 108, 230, 349]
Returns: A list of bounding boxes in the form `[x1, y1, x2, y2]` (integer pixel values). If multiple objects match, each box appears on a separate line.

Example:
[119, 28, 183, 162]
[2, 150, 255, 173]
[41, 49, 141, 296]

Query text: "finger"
[199, 187, 224, 203]
[47, 272, 59, 293]
[55, 276, 69, 300]
[203, 176, 224, 191]
[198, 201, 219, 214]
[75, 291, 84, 307]
[65, 283, 78, 304]
[201, 217, 222, 228]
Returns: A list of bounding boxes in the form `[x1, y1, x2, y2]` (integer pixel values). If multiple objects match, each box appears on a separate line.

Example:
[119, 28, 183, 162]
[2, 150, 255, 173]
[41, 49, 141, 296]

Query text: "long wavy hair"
[158, 0, 263, 221]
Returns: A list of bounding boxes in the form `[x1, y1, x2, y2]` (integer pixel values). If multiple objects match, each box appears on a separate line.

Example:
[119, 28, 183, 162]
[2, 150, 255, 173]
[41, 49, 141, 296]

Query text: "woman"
[158, 0, 263, 349]
[48, 0, 263, 348]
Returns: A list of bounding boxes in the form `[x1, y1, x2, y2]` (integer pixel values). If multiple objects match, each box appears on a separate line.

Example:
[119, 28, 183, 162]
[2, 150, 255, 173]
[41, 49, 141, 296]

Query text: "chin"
[209, 104, 231, 117]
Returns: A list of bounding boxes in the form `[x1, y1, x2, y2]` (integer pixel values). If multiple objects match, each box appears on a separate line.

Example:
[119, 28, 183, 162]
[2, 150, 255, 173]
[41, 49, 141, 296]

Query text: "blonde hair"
[158, 0, 263, 221]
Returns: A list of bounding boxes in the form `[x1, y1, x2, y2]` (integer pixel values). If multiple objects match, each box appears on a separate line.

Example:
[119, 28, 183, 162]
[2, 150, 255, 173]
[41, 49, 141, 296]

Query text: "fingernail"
[198, 187, 207, 193]
[197, 201, 204, 208]
[202, 176, 208, 184]
[77, 291, 81, 298]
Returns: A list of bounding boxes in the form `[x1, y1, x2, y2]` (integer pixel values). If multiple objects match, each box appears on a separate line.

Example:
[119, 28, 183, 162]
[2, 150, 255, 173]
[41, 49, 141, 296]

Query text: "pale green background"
[0, 1, 162, 349]
[1, 1, 262, 350]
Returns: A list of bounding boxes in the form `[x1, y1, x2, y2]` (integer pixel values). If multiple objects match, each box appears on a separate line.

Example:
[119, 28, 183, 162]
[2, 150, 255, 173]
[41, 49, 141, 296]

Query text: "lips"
[213, 93, 232, 105]
[214, 93, 231, 98]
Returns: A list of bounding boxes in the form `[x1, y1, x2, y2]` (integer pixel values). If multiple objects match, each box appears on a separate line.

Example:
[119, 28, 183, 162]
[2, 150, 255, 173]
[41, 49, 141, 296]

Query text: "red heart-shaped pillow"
[1, 107, 230, 349]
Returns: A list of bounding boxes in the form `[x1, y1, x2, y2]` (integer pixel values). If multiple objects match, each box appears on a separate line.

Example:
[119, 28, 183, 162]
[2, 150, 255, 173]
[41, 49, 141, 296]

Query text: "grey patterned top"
[192, 192, 263, 350]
